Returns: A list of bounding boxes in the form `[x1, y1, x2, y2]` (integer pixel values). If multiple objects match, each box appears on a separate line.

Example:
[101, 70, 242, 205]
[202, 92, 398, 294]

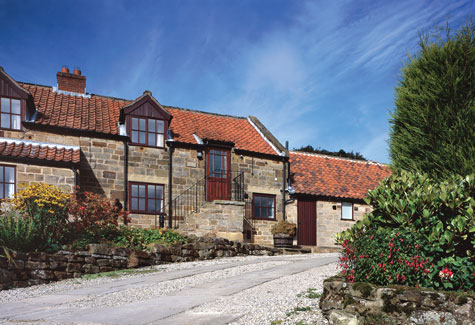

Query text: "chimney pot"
[61, 66, 70, 73]
[73, 67, 81, 76]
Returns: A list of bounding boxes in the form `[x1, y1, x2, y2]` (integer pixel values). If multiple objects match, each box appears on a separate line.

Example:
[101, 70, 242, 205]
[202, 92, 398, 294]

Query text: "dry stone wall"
[0, 236, 281, 290]
[320, 275, 475, 324]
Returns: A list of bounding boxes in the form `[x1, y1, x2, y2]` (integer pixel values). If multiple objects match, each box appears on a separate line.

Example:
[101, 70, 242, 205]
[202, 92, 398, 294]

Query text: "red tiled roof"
[289, 151, 392, 200]
[18, 83, 278, 155]
[0, 138, 80, 164]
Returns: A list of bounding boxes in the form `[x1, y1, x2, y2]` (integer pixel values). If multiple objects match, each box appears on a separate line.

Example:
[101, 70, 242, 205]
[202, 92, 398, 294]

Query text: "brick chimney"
[57, 66, 86, 94]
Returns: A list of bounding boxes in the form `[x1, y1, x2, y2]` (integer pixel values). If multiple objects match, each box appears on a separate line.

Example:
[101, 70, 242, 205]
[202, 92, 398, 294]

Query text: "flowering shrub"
[9, 183, 71, 249]
[339, 228, 433, 287]
[68, 191, 130, 242]
[337, 171, 475, 291]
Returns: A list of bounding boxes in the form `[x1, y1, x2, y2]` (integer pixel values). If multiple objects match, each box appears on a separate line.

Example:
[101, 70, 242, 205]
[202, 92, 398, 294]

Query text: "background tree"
[389, 18, 475, 179]
[294, 145, 367, 161]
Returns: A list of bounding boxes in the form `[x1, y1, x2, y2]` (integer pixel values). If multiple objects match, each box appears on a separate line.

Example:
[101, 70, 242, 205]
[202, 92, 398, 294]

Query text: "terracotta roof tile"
[289, 151, 392, 200]
[18, 83, 278, 155]
[0, 138, 80, 164]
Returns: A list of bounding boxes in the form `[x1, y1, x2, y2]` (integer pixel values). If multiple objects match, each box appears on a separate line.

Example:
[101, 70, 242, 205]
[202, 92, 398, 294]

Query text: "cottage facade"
[286, 151, 391, 250]
[0, 66, 290, 244]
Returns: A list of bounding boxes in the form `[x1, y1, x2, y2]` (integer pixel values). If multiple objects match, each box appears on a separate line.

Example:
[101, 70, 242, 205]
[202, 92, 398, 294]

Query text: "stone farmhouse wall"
[287, 199, 370, 248]
[320, 275, 475, 324]
[0, 238, 280, 290]
[2, 128, 286, 244]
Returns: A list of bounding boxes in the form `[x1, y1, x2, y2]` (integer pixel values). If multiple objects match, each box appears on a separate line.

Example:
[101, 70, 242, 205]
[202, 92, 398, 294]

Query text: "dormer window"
[1, 98, 21, 130]
[130, 116, 165, 147]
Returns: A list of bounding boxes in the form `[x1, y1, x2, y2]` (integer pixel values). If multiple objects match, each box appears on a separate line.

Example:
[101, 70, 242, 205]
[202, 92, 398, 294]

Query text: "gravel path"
[195, 261, 338, 324]
[0, 253, 339, 325]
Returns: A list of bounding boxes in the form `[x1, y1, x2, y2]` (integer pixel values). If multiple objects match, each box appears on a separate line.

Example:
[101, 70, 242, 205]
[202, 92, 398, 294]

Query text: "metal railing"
[171, 171, 245, 228]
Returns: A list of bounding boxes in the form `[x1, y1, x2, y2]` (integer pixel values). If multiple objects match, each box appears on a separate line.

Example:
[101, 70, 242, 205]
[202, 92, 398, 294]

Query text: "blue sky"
[0, 0, 473, 162]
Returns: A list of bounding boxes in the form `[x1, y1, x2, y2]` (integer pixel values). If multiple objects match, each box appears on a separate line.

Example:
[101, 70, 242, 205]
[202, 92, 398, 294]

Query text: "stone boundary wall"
[319, 275, 475, 324]
[0, 236, 280, 290]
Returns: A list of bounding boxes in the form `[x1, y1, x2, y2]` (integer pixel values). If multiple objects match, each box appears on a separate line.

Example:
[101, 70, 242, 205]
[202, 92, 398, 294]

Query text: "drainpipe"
[282, 141, 289, 221]
[123, 140, 129, 211]
[167, 140, 174, 228]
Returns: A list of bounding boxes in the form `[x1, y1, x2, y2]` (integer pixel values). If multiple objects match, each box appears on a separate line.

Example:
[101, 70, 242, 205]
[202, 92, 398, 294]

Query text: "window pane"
[139, 198, 145, 211]
[139, 185, 146, 197]
[11, 115, 21, 130]
[156, 186, 163, 199]
[1, 114, 10, 129]
[139, 131, 146, 144]
[1, 98, 9, 112]
[0, 166, 3, 182]
[148, 119, 156, 132]
[132, 117, 138, 129]
[156, 199, 162, 212]
[156, 120, 164, 133]
[254, 206, 260, 218]
[0, 185, 3, 199]
[131, 184, 138, 197]
[148, 186, 156, 199]
[131, 198, 138, 210]
[4, 167, 14, 183]
[148, 199, 155, 213]
[11, 100, 20, 114]
[131, 131, 138, 143]
[156, 134, 164, 147]
[148, 133, 156, 146]
[139, 118, 146, 131]
[342, 202, 353, 220]
[6, 184, 14, 197]
[262, 208, 272, 218]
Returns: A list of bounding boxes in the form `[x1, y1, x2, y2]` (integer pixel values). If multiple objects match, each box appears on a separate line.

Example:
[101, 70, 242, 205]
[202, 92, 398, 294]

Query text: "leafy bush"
[0, 210, 39, 253]
[9, 183, 70, 249]
[68, 191, 129, 242]
[338, 171, 475, 290]
[103, 226, 187, 250]
[271, 220, 296, 237]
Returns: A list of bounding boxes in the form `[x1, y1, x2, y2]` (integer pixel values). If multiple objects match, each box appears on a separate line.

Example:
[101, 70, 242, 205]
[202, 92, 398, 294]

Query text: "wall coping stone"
[319, 275, 475, 324]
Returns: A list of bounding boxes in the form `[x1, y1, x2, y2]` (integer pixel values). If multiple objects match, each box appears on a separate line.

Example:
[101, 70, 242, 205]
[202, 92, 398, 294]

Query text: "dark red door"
[206, 147, 231, 201]
[297, 200, 316, 246]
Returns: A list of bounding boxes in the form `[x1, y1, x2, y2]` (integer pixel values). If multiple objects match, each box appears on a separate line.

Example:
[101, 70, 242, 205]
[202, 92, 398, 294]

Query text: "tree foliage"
[294, 145, 367, 161]
[389, 18, 475, 179]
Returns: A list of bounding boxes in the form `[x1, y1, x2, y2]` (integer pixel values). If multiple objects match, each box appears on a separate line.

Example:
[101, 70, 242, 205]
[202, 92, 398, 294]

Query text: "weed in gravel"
[270, 320, 282, 325]
[82, 268, 158, 280]
[305, 288, 321, 299]
[286, 306, 312, 317]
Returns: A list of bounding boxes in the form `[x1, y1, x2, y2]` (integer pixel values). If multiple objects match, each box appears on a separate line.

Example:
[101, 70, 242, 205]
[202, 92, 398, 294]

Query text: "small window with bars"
[253, 194, 276, 219]
[0, 165, 16, 199]
[129, 182, 164, 214]
[0, 98, 21, 130]
[130, 117, 165, 147]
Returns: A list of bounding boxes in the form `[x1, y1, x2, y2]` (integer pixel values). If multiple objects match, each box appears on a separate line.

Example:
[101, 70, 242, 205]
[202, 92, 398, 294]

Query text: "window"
[208, 149, 228, 178]
[253, 194, 275, 219]
[129, 182, 164, 214]
[130, 117, 164, 147]
[1, 98, 21, 130]
[341, 202, 353, 220]
[0, 165, 15, 199]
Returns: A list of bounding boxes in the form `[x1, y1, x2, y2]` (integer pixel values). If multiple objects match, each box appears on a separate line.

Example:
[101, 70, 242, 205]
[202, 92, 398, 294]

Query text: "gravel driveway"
[0, 253, 339, 325]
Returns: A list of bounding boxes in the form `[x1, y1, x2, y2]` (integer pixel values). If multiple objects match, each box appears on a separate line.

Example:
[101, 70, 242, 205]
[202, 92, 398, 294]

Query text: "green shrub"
[338, 171, 475, 290]
[0, 211, 40, 252]
[103, 226, 187, 250]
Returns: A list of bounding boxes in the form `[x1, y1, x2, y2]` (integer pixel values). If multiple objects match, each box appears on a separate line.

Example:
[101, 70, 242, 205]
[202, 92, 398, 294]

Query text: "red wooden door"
[206, 148, 231, 201]
[297, 200, 316, 246]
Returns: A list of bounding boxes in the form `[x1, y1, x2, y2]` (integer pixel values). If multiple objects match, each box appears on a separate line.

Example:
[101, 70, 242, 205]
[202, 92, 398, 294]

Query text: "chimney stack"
[57, 65, 86, 94]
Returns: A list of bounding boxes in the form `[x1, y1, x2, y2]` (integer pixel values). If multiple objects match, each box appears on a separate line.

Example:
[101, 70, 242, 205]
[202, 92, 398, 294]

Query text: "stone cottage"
[0, 66, 289, 244]
[286, 151, 392, 250]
